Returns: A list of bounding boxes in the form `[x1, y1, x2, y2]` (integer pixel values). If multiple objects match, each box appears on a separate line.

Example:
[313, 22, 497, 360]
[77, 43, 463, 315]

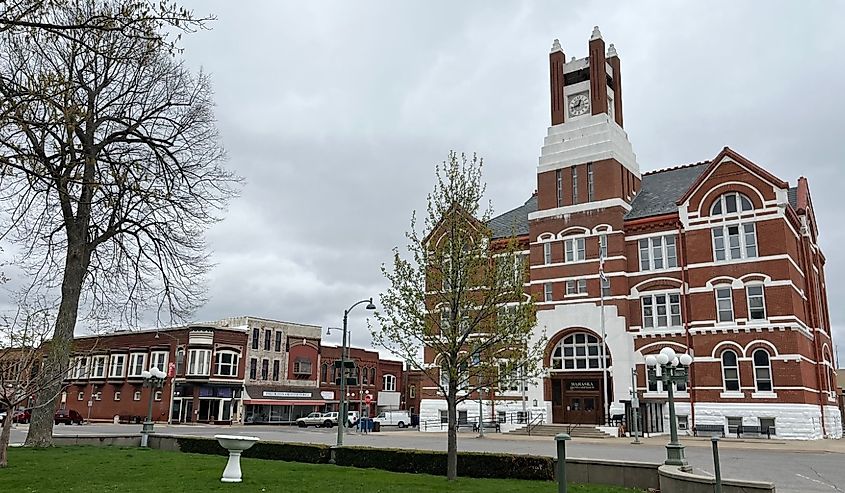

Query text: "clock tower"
[528, 27, 641, 421]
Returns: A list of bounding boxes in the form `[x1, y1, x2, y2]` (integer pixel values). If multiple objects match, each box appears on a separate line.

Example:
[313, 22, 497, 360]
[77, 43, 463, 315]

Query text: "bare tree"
[373, 152, 544, 481]
[0, 0, 239, 446]
[0, 0, 213, 56]
[0, 299, 83, 466]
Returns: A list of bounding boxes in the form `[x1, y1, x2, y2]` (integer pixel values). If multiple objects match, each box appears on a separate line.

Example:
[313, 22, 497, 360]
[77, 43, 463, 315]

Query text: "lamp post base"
[140, 420, 155, 448]
[664, 442, 691, 471]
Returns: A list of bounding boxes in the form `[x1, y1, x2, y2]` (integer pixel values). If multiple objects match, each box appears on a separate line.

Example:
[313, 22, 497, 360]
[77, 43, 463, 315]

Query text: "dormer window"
[711, 192, 753, 216]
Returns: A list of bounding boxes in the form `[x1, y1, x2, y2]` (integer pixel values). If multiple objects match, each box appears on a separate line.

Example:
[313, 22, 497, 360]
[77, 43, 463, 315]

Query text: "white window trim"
[710, 191, 754, 217]
[564, 237, 586, 263]
[715, 287, 734, 323]
[638, 234, 678, 272]
[149, 351, 169, 373]
[215, 350, 240, 377]
[752, 349, 773, 393]
[640, 291, 683, 329]
[133, 391, 142, 401]
[745, 285, 767, 322]
[711, 222, 758, 263]
[108, 354, 127, 378]
[565, 279, 587, 296]
[187, 348, 212, 376]
[91, 355, 107, 378]
[721, 350, 741, 392]
[383, 374, 397, 392]
[543, 242, 552, 265]
[128, 353, 147, 377]
[543, 283, 553, 302]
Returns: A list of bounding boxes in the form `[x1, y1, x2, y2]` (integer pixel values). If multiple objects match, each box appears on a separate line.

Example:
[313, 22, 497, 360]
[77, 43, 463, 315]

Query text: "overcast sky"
[14, 2, 845, 358]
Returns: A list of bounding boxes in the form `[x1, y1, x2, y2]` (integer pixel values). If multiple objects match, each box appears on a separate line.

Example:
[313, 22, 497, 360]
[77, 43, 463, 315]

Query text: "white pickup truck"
[296, 412, 332, 428]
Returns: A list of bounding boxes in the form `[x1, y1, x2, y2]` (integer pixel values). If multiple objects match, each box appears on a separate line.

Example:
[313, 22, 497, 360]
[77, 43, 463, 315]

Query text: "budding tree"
[0, 0, 239, 446]
[373, 152, 543, 481]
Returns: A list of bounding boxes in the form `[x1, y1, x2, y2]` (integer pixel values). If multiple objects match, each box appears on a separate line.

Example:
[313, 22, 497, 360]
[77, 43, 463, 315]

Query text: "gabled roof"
[488, 194, 537, 239]
[625, 162, 709, 221]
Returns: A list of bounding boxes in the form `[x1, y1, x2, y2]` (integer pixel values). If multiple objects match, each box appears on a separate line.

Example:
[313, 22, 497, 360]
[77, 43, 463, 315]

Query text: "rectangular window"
[599, 234, 607, 259]
[760, 417, 776, 436]
[712, 223, 758, 262]
[251, 328, 259, 350]
[556, 169, 562, 207]
[128, 353, 147, 377]
[77, 391, 84, 401]
[543, 242, 552, 265]
[108, 354, 126, 378]
[187, 349, 211, 376]
[133, 391, 141, 401]
[639, 235, 678, 271]
[587, 163, 594, 201]
[261, 359, 269, 380]
[601, 277, 611, 297]
[727, 417, 742, 435]
[564, 238, 586, 262]
[746, 285, 766, 320]
[150, 351, 168, 373]
[566, 279, 587, 295]
[641, 293, 682, 328]
[571, 166, 579, 204]
[716, 287, 734, 322]
[114, 391, 121, 401]
[272, 360, 280, 381]
[92, 356, 107, 378]
[154, 391, 162, 401]
[264, 330, 271, 351]
[543, 283, 553, 302]
[677, 415, 689, 430]
[215, 352, 239, 377]
[249, 358, 257, 380]
[293, 359, 312, 375]
[275, 331, 283, 352]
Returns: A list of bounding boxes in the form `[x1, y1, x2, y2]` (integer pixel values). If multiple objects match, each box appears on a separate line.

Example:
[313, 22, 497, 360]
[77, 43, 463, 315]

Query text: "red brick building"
[65, 325, 247, 424]
[418, 27, 841, 439]
[318, 345, 404, 418]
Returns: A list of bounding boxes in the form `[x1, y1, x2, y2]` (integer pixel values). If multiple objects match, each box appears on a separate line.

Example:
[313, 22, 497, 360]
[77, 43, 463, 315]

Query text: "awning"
[244, 399, 326, 406]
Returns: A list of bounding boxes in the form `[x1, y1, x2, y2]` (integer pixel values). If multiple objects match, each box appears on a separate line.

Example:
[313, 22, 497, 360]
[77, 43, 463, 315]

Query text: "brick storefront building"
[418, 27, 841, 439]
[318, 345, 404, 418]
[66, 325, 247, 424]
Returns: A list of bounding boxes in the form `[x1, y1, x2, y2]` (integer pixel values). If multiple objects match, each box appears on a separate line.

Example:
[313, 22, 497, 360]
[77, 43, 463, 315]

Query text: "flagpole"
[599, 236, 609, 425]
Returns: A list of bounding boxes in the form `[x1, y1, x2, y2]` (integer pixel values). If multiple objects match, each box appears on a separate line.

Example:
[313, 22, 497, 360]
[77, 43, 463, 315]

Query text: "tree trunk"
[0, 411, 12, 467]
[25, 241, 88, 448]
[446, 386, 458, 481]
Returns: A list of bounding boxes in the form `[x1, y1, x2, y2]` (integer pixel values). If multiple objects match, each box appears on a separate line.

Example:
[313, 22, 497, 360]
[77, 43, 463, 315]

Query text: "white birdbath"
[215, 434, 260, 483]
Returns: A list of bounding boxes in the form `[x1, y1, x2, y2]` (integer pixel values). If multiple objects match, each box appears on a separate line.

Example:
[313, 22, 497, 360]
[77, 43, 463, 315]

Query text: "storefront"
[243, 386, 325, 425]
[170, 383, 243, 424]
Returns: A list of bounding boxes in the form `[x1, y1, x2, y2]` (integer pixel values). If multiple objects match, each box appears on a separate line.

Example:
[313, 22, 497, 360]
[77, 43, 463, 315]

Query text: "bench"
[456, 421, 475, 432]
[693, 424, 725, 437]
[472, 421, 501, 433]
[736, 425, 772, 439]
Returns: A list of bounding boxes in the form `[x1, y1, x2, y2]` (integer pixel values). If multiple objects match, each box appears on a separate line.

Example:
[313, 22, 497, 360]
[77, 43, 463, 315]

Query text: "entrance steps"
[507, 423, 614, 439]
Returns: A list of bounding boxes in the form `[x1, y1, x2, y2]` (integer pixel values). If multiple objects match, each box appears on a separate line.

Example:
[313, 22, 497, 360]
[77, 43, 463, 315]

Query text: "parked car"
[296, 412, 329, 428]
[54, 409, 84, 425]
[373, 410, 411, 429]
[13, 409, 31, 424]
[321, 411, 359, 428]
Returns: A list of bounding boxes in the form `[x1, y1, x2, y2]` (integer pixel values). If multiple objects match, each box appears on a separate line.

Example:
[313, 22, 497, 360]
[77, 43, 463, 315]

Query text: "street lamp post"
[645, 347, 693, 471]
[140, 367, 167, 447]
[329, 298, 376, 448]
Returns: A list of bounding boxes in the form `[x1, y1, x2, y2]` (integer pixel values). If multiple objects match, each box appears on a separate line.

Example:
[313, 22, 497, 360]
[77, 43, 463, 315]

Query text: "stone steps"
[507, 424, 614, 438]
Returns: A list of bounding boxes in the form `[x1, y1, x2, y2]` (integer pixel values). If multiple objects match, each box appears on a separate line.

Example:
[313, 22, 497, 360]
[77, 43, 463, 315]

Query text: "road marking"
[796, 473, 839, 490]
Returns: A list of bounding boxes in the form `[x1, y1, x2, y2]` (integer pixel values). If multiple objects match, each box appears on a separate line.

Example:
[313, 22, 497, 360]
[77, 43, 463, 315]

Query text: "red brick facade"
[318, 345, 405, 417]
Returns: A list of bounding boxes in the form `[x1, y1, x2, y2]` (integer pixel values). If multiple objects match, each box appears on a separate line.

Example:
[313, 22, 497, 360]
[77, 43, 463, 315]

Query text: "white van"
[373, 410, 411, 428]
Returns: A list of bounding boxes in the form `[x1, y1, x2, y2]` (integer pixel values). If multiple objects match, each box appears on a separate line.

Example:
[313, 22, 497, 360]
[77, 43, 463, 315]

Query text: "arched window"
[721, 350, 740, 391]
[550, 333, 608, 370]
[362, 366, 369, 385]
[370, 367, 376, 386]
[752, 350, 772, 392]
[711, 192, 754, 216]
[214, 350, 240, 377]
[383, 374, 396, 392]
[823, 349, 833, 395]
[321, 363, 328, 383]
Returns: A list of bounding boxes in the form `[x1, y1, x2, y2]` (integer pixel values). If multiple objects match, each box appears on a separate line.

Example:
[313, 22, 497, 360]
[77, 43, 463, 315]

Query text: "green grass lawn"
[0, 446, 644, 493]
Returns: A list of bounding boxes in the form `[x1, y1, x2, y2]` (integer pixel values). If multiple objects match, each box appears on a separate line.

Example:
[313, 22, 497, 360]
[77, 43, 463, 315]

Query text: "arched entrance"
[546, 331, 611, 425]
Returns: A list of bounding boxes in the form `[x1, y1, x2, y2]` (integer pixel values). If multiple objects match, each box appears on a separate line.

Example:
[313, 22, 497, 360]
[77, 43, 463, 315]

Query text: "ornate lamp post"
[328, 298, 376, 447]
[140, 367, 167, 447]
[645, 347, 693, 471]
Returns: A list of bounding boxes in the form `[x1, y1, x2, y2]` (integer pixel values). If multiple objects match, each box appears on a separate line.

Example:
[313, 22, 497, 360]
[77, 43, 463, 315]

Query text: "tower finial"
[550, 38, 562, 54]
[591, 26, 602, 40]
[607, 43, 617, 57]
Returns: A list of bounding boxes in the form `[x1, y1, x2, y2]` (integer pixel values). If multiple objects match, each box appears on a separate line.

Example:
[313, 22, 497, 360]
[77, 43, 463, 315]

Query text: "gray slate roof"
[488, 194, 537, 239]
[624, 163, 710, 220]
[787, 187, 798, 209]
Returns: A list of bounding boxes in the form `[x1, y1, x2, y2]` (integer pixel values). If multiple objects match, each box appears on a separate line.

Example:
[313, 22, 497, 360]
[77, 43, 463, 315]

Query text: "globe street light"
[646, 349, 694, 471]
[328, 298, 376, 448]
[140, 367, 167, 447]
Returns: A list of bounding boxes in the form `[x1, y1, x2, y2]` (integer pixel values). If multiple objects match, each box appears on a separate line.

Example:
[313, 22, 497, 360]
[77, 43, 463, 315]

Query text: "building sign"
[262, 391, 311, 398]
[567, 380, 598, 391]
[320, 391, 335, 400]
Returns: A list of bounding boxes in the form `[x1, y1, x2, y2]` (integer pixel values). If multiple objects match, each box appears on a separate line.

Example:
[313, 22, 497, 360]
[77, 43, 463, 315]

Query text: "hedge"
[175, 437, 331, 463]
[173, 437, 554, 481]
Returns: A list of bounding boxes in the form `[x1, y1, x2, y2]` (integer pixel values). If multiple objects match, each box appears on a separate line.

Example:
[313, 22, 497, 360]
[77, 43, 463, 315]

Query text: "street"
[9, 423, 844, 492]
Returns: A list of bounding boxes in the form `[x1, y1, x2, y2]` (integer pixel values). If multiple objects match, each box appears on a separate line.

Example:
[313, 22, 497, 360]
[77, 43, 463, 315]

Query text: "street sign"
[87, 400, 93, 408]
[364, 394, 372, 404]
[333, 360, 356, 369]
[335, 377, 358, 386]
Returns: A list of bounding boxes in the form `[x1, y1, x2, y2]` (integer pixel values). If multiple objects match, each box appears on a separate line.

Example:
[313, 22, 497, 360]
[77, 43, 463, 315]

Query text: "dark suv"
[54, 409, 84, 425]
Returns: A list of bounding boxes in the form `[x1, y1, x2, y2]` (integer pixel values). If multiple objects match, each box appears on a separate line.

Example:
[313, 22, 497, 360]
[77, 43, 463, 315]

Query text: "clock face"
[568, 93, 590, 117]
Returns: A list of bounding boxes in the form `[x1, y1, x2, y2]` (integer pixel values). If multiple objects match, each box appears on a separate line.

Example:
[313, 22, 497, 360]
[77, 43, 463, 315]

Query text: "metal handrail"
[526, 413, 545, 436]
